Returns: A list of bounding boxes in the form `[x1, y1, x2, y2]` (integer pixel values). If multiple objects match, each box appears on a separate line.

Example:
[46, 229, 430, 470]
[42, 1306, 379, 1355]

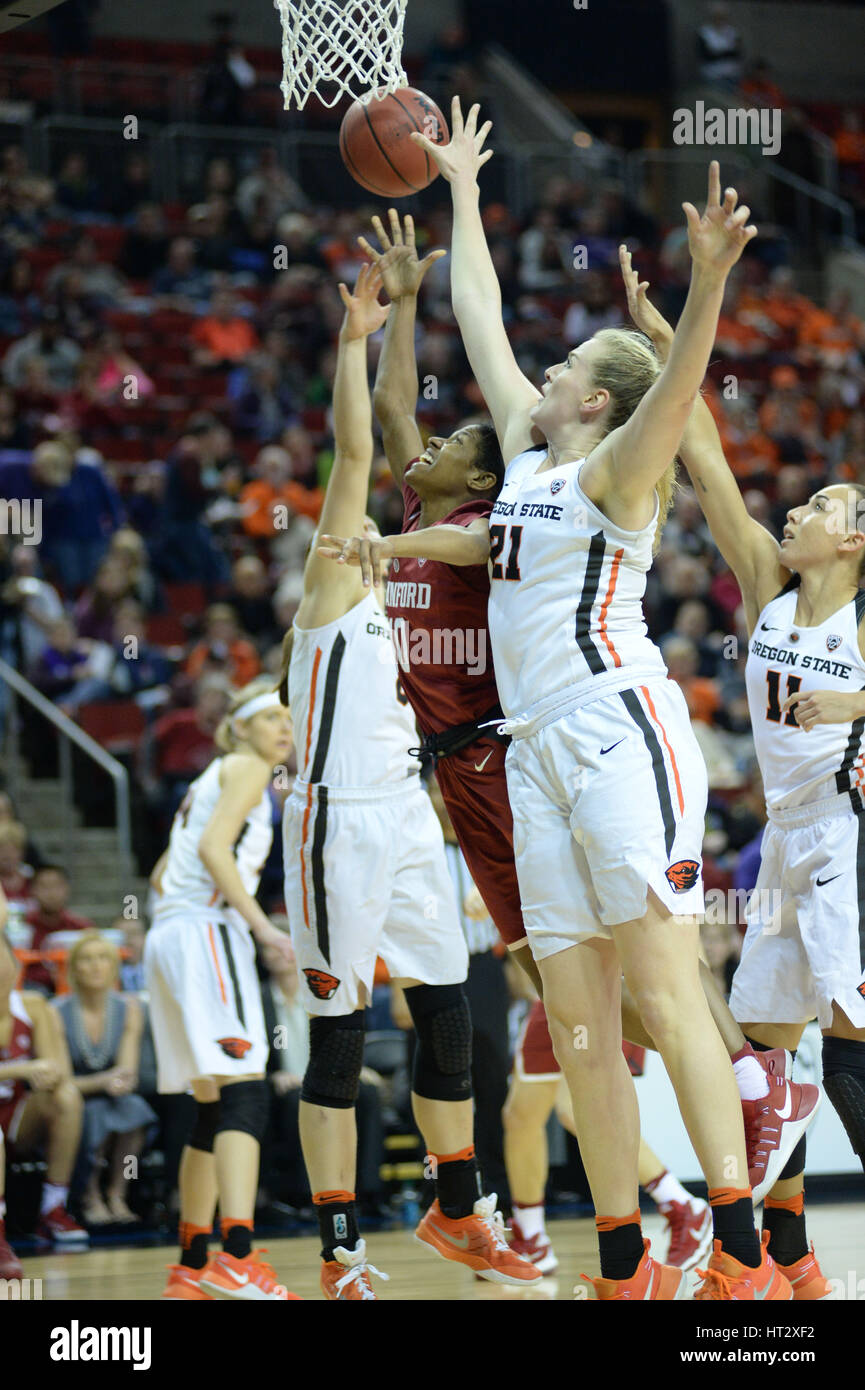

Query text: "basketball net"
[273, 0, 409, 109]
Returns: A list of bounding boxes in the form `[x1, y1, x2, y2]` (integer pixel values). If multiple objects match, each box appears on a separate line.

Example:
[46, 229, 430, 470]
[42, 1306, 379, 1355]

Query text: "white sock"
[0, 1197, 6, 1221]
[733, 1054, 770, 1101]
[512, 1203, 545, 1239]
[40, 1183, 69, 1215]
[645, 1170, 693, 1209]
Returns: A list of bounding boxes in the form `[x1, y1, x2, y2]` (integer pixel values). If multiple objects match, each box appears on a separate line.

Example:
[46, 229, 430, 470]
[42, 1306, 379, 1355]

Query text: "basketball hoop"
[273, 0, 409, 110]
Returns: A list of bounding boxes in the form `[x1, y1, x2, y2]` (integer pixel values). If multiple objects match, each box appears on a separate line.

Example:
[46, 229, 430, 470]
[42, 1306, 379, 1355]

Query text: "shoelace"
[334, 1258, 389, 1299]
[475, 1195, 511, 1254]
[242, 1249, 288, 1295]
[693, 1264, 751, 1300]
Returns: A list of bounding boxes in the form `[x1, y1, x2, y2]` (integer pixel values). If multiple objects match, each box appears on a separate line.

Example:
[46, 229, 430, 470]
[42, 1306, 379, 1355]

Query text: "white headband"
[232, 692, 283, 725]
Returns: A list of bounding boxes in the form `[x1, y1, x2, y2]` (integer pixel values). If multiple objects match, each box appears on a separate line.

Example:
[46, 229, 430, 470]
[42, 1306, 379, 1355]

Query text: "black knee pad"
[189, 1099, 220, 1153]
[216, 1079, 268, 1143]
[406, 983, 473, 1103]
[301, 1011, 365, 1110]
[822, 1035, 865, 1168]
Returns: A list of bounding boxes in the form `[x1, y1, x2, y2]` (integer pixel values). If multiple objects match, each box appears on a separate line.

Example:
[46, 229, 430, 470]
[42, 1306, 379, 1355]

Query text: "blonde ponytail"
[215, 675, 282, 753]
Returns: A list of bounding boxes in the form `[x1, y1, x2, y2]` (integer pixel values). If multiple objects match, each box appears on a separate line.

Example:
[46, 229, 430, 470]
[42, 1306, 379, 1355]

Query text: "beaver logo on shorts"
[550, 478, 565, 495]
[217, 1037, 253, 1059]
[665, 859, 701, 893]
[304, 968, 341, 1000]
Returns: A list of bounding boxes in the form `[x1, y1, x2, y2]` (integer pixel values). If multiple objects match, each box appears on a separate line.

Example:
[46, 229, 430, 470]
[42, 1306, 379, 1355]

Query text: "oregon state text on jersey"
[745, 582, 865, 812]
[290, 590, 420, 788]
[157, 757, 273, 917]
[487, 449, 666, 720]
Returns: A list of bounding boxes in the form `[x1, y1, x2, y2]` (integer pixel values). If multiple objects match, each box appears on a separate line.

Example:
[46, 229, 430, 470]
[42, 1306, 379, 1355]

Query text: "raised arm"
[619, 244, 787, 624]
[413, 97, 542, 461]
[365, 210, 445, 485]
[582, 164, 757, 532]
[297, 262, 390, 627]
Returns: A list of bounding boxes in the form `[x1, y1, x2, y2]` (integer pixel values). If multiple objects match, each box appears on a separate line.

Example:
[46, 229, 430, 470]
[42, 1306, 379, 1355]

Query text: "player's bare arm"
[620, 243, 786, 626]
[298, 262, 390, 629]
[782, 687, 865, 731]
[319, 516, 490, 586]
[583, 163, 757, 532]
[198, 755, 291, 960]
[149, 849, 167, 894]
[413, 96, 542, 461]
[366, 209, 445, 483]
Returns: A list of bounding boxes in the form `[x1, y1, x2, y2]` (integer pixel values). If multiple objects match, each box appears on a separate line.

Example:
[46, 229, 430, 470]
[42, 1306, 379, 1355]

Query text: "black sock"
[711, 1195, 761, 1268]
[763, 1201, 808, 1266]
[597, 1217, 644, 1281]
[180, 1232, 210, 1270]
[315, 1193, 360, 1262]
[222, 1223, 252, 1259]
[434, 1150, 483, 1220]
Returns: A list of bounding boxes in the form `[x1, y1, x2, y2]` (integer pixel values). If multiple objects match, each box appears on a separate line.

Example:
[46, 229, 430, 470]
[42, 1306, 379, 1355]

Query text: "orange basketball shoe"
[582, 1239, 688, 1300]
[415, 1194, 543, 1285]
[695, 1233, 792, 1300]
[161, 1264, 214, 1300]
[775, 1244, 834, 1300]
[320, 1239, 389, 1300]
[200, 1249, 300, 1300]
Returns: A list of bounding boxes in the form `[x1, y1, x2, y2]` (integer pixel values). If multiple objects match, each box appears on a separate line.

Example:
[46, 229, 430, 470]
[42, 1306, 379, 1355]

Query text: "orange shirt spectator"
[185, 603, 261, 688]
[192, 288, 259, 365]
[240, 476, 323, 531]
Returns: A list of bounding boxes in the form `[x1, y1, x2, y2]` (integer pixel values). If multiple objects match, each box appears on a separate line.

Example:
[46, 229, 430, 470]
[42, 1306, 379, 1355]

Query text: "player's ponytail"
[589, 327, 677, 552]
[276, 628, 294, 708]
[215, 676, 280, 753]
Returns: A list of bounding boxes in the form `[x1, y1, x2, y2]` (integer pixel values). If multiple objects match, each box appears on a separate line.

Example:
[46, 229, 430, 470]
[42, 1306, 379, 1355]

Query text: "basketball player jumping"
[279, 261, 540, 1300]
[399, 105, 794, 1300]
[620, 246, 864, 1298]
[145, 674, 299, 1301]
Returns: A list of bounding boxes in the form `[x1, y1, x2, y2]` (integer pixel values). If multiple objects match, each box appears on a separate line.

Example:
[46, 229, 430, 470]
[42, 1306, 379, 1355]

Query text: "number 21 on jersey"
[489, 524, 523, 581]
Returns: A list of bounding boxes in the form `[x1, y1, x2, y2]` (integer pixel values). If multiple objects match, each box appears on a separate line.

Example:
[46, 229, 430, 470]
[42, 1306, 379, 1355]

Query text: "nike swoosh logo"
[760, 622, 780, 632]
[222, 1266, 249, 1285]
[642, 1262, 656, 1300]
[600, 739, 626, 756]
[776, 1088, 793, 1121]
[815, 874, 841, 887]
[474, 751, 494, 772]
[689, 1224, 707, 1241]
[429, 1222, 471, 1250]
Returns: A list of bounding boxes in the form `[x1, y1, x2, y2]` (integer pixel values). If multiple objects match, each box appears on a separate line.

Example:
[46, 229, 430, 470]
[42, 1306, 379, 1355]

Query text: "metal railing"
[0, 657, 132, 878]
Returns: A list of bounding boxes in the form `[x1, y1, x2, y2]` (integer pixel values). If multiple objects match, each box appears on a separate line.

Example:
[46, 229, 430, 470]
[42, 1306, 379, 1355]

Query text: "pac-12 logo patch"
[304, 968, 341, 1000]
[217, 1037, 253, 1059]
[827, 633, 842, 651]
[550, 478, 565, 495]
[665, 859, 701, 893]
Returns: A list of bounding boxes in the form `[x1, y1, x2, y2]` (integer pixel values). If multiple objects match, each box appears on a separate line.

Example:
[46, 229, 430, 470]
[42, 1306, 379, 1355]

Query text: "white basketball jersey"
[290, 590, 420, 788]
[488, 449, 666, 718]
[158, 756, 274, 915]
[745, 582, 865, 812]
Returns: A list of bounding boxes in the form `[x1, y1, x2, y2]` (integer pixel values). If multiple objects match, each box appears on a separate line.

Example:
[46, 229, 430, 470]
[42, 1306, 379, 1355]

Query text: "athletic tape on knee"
[822, 1036, 865, 1166]
[406, 983, 473, 1103]
[301, 1012, 365, 1110]
[215, 1079, 268, 1142]
[189, 1098, 220, 1153]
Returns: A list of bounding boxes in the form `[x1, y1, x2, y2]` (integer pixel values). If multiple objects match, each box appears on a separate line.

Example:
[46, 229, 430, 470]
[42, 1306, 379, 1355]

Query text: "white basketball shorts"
[730, 796, 865, 1031]
[144, 909, 268, 1093]
[504, 676, 708, 960]
[283, 777, 468, 1015]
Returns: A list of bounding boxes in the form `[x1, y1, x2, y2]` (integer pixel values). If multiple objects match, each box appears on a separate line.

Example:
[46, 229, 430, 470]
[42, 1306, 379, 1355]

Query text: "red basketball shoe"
[743, 1073, 820, 1204]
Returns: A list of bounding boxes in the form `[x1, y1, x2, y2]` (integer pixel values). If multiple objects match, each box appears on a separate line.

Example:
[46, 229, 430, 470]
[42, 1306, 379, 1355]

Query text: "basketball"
[339, 86, 449, 197]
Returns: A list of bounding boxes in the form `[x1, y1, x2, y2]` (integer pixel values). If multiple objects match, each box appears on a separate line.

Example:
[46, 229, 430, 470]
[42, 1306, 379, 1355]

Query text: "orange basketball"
[339, 86, 449, 197]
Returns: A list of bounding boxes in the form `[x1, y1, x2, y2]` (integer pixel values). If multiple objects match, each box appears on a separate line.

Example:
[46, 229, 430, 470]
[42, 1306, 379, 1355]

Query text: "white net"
[273, 0, 409, 110]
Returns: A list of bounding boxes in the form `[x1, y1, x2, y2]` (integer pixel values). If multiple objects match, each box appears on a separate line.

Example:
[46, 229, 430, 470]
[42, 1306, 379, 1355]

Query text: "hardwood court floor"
[16, 1203, 865, 1301]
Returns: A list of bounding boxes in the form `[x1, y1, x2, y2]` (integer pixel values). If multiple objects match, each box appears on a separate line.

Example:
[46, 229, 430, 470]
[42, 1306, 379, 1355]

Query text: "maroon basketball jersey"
[385, 479, 499, 736]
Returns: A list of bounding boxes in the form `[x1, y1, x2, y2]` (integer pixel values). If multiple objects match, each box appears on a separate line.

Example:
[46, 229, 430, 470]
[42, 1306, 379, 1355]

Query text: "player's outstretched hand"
[338, 261, 391, 341]
[317, 533, 395, 588]
[359, 209, 446, 301]
[682, 161, 757, 278]
[619, 244, 674, 357]
[410, 95, 493, 184]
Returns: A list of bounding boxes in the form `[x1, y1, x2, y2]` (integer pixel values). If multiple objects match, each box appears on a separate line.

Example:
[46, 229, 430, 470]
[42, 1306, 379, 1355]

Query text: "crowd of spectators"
[1, 73, 864, 1236]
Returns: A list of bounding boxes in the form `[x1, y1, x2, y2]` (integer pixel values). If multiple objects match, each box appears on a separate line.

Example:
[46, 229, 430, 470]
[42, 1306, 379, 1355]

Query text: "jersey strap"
[835, 685, 865, 813]
[855, 589, 865, 625]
